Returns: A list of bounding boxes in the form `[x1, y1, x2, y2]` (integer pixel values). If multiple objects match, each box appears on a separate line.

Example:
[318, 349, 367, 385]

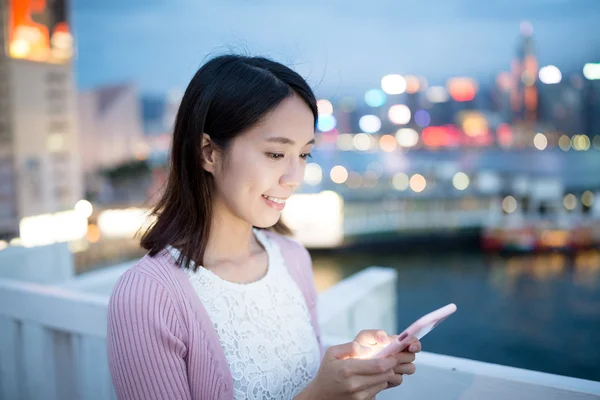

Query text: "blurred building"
[140, 89, 181, 136]
[78, 83, 147, 174]
[583, 78, 600, 135]
[510, 21, 539, 125]
[0, 0, 82, 240]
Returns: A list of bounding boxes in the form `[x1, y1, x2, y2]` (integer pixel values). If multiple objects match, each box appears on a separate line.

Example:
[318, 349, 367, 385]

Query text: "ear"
[201, 133, 218, 174]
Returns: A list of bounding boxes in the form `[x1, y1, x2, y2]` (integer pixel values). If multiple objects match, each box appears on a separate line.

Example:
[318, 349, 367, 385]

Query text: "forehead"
[241, 95, 315, 144]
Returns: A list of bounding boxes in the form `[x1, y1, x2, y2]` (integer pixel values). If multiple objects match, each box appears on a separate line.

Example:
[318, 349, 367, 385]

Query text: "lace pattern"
[169, 229, 320, 400]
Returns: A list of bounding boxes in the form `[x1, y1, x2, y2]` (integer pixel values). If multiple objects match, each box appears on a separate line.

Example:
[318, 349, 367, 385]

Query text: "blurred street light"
[539, 65, 562, 84]
[410, 174, 427, 193]
[388, 104, 411, 125]
[533, 133, 548, 150]
[452, 172, 470, 191]
[359, 115, 382, 133]
[381, 74, 407, 95]
[330, 166, 348, 184]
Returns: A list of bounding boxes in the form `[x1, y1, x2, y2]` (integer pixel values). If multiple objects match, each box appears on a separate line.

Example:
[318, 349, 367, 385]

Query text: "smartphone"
[370, 303, 457, 359]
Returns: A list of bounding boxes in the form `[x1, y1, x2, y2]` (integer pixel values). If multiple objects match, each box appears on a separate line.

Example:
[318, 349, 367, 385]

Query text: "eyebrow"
[265, 136, 316, 146]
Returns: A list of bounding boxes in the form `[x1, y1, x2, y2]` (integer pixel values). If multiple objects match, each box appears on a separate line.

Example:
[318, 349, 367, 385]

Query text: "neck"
[203, 202, 260, 267]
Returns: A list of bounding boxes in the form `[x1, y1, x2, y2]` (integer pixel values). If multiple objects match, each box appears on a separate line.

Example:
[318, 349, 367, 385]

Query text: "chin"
[251, 213, 281, 229]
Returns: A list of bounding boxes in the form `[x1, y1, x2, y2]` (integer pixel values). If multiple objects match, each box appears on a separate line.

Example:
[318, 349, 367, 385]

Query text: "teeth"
[263, 195, 286, 204]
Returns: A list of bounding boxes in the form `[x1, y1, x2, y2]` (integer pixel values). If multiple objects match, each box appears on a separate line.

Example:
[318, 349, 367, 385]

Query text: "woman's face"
[206, 95, 315, 228]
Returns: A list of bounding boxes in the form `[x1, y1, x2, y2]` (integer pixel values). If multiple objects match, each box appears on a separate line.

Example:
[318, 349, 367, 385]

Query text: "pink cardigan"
[107, 231, 322, 400]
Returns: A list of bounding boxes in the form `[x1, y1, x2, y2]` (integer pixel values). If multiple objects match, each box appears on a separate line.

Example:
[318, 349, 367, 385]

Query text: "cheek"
[218, 155, 274, 198]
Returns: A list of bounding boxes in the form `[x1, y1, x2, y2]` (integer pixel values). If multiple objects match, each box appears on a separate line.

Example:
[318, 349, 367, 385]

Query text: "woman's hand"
[296, 340, 397, 400]
[353, 330, 422, 389]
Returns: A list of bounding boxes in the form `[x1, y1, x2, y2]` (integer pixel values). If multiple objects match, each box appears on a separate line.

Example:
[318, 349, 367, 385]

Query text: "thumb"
[327, 341, 374, 360]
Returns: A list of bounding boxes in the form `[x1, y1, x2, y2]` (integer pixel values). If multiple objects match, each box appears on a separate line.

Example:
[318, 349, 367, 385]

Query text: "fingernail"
[409, 345, 417, 352]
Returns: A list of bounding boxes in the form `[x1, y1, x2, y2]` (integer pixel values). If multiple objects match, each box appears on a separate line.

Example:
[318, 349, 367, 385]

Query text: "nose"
[280, 159, 304, 190]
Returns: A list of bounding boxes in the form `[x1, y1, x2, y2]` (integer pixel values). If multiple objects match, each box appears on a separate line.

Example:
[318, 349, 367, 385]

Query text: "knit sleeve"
[107, 270, 192, 400]
[296, 243, 323, 357]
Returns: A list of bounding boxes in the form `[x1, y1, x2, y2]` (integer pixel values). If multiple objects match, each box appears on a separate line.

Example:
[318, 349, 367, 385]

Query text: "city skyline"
[73, 0, 600, 97]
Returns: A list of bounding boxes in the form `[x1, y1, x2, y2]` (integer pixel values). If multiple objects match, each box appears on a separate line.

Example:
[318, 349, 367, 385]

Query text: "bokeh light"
[388, 104, 411, 125]
[563, 193, 577, 211]
[533, 133, 548, 150]
[426, 86, 449, 103]
[353, 133, 374, 151]
[405, 75, 421, 94]
[304, 163, 323, 185]
[415, 110, 431, 127]
[452, 172, 470, 191]
[317, 114, 337, 132]
[381, 74, 407, 95]
[538, 65, 562, 84]
[359, 115, 382, 133]
[363, 171, 379, 188]
[409, 174, 427, 193]
[392, 173, 409, 191]
[395, 128, 419, 148]
[74, 200, 93, 218]
[558, 135, 571, 151]
[364, 89, 387, 107]
[572, 135, 591, 151]
[346, 171, 362, 189]
[502, 196, 517, 213]
[497, 123, 513, 148]
[86, 224, 101, 243]
[379, 135, 397, 152]
[317, 99, 333, 115]
[337, 133, 354, 151]
[447, 77, 478, 102]
[582, 191, 595, 207]
[583, 63, 600, 80]
[330, 166, 348, 184]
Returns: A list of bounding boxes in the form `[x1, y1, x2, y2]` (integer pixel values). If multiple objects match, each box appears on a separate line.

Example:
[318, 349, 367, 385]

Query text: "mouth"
[262, 194, 287, 211]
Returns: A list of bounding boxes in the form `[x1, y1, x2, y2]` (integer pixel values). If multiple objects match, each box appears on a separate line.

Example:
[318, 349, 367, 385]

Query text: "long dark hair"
[140, 54, 318, 271]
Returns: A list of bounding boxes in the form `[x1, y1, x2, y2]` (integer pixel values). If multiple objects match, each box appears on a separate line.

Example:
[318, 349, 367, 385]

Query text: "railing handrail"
[0, 278, 109, 337]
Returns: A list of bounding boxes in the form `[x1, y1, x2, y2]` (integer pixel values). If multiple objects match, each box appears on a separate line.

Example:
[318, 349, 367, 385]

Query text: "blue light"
[317, 114, 337, 132]
[415, 110, 431, 127]
[364, 89, 387, 108]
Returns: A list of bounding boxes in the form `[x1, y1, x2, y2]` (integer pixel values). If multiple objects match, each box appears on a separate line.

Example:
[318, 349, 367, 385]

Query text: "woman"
[107, 54, 421, 400]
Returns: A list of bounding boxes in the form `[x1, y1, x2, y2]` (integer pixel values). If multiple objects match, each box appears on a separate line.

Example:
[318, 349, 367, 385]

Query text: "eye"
[267, 153, 284, 160]
[300, 153, 312, 160]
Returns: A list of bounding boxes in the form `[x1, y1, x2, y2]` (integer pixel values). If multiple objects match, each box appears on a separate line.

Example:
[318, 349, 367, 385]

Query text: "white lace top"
[168, 229, 321, 400]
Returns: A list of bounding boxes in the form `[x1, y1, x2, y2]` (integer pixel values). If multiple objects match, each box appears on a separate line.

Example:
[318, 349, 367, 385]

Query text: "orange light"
[8, 0, 72, 63]
[86, 224, 101, 243]
[447, 78, 478, 102]
[459, 111, 489, 137]
[405, 75, 421, 94]
[379, 135, 397, 152]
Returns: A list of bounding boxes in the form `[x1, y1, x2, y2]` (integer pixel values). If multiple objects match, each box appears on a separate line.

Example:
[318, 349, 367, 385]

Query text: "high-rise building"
[0, 0, 82, 240]
[78, 83, 147, 174]
[510, 21, 539, 125]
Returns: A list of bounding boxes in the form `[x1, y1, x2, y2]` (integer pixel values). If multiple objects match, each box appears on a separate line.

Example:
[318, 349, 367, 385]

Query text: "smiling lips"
[262, 194, 287, 211]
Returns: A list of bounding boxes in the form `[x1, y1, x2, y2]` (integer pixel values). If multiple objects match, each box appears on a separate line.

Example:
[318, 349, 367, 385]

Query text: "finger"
[347, 368, 393, 393]
[327, 341, 374, 360]
[386, 373, 404, 388]
[393, 351, 416, 365]
[407, 339, 422, 353]
[354, 330, 390, 347]
[342, 357, 397, 376]
[394, 362, 416, 375]
[358, 381, 389, 399]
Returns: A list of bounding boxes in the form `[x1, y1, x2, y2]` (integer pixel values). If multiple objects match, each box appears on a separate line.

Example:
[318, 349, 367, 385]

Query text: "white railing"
[1, 245, 599, 400]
